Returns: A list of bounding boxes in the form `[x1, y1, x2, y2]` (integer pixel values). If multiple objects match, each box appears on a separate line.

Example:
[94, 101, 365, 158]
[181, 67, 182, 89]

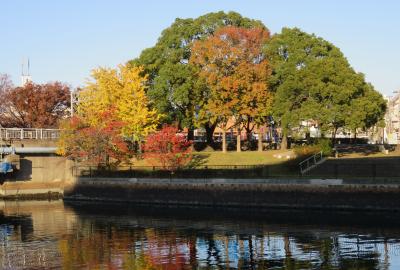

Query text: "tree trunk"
[258, 129, 263, 152]
[137, 140, 142, 154]
[236, 127, 241, 152]
[331, 127, 338, 145]
[187, 127, 194, 141]
[306, 131, 311, 144]
[245, 120, 253, 142]
[246, 129, 252, 142]
[205, 122, 216, 146]
[222, 129, 227, 153]
[281, 132, 288, 150]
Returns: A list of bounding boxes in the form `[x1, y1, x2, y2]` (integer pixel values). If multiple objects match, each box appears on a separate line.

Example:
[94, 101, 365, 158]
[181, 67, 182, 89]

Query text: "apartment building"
[385, 93, 400, 144]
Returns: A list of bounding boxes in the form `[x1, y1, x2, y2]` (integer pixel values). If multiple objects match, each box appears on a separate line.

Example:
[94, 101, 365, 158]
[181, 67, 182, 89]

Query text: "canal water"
[1, 201, 400, 269]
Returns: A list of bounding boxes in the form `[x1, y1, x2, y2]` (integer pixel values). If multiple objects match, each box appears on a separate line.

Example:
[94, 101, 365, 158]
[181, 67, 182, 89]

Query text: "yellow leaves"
[77, 64, 160, 141]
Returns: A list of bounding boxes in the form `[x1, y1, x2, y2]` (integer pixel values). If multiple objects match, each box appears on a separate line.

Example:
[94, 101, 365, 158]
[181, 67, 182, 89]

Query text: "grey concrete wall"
[64, 177, 400, 211]
[12, 155, 73, 183]
[1, 138, 68, 197]
[0, 155, 73, 198]
[73, 177, 400, 186]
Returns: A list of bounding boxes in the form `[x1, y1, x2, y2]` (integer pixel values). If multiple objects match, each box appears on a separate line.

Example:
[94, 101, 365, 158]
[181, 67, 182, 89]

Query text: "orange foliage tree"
[143, 125, 192, 171]
[0, 82, 70, 128]
[190, 26, 272, 152]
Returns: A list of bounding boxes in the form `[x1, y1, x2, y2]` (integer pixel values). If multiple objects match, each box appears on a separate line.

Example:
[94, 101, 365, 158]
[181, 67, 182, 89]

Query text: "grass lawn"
[333, 146, 400, 159]
[337, 151, 400, 159]
[193, 150, 294, 166]
[134, 149, 296, 167]
[133, 147, 400, 168]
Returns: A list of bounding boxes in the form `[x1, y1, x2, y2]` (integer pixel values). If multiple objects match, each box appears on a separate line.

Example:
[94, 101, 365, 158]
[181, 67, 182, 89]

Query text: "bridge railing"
[0, 128, 60, 140]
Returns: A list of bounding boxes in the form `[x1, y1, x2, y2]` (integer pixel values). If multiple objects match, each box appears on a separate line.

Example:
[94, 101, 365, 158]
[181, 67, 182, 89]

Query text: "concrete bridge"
[1, 128, 59, 155]
[0, 128, 71, 196]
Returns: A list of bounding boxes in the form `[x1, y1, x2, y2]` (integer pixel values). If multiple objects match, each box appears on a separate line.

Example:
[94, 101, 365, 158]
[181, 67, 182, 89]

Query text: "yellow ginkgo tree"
[77, 64, 160, 142]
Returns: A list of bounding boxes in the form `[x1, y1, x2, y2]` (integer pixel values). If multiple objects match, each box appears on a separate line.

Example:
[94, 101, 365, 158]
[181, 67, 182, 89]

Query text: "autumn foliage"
[0, 82, 70, 128]
[190, 26, 272, 151]
[143, 126, 192, 171]
[77, 64, 159, 141]
[58, 110, 130, 166]
[58, 64, 161, 164]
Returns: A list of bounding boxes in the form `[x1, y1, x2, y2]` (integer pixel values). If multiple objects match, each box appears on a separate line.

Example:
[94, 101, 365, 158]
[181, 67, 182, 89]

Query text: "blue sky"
[1, 0, 399, 95]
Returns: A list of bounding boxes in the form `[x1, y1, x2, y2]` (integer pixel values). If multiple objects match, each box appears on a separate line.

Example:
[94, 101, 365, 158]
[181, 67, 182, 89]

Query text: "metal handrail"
[299, 151, 324, 174]
[0, 128, 60, 140]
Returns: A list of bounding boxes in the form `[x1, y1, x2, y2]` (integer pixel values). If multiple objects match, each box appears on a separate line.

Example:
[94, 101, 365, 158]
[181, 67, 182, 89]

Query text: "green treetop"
[129, 11, 265, 142]
[265, 27, 385, 148]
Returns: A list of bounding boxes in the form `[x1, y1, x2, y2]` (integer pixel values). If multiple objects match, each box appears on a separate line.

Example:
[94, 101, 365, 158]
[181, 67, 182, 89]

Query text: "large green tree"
[346, 82, 386, 139]
[265, 27, 385, 148]
[129, 11, 265, 143]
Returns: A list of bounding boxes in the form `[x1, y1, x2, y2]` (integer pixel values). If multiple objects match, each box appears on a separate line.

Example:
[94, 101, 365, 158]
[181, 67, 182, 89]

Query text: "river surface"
[1, 201, 400, 269]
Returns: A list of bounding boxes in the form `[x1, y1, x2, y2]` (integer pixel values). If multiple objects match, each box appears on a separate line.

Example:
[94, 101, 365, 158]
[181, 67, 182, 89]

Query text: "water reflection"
[0, 201, 400, 269]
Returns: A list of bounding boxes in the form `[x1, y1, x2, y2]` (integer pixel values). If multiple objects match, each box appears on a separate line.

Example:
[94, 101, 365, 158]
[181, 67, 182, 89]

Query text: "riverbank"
[0, 181, 64, 200]
[63, 177, 400, 211]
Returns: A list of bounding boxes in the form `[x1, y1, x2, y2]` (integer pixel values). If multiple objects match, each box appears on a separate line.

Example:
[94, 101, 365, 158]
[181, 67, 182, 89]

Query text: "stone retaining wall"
[64, 177, 400, 211]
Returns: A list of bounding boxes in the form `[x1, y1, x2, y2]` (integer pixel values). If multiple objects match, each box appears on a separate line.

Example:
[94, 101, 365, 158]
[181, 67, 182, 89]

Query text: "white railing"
[0, 128, 60, 140]
[299, 151, 325, 175]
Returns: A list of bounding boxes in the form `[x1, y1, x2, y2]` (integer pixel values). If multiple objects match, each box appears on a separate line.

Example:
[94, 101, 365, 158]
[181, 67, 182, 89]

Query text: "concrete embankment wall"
[1, 155, 73, 198]
[14, 155, 72, 183]
[64, 177, 400, 211]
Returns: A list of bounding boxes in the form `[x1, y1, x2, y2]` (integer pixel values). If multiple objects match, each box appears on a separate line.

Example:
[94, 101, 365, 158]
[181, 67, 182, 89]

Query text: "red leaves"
[59, 110, 130, 166]
[143, 125, 192, 171]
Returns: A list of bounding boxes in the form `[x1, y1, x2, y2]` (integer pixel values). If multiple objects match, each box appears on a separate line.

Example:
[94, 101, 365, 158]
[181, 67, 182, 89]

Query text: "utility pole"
[70, 90, 74, 117]
[70, 89, 78, 117]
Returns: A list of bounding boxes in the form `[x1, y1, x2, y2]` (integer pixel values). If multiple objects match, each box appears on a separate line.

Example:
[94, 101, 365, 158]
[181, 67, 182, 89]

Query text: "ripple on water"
[1, 201, 400, 269]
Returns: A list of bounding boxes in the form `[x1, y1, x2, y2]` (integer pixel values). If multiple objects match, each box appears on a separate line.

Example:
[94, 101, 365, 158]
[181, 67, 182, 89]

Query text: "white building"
[20, 58, 32, 86]
[385, 93, 400, 144]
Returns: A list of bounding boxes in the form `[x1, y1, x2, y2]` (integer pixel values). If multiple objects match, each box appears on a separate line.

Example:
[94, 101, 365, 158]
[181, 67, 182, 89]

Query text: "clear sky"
[1, 0, 399, 95]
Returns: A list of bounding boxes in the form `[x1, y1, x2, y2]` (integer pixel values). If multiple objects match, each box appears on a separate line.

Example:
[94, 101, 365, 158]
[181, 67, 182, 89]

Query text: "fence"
[0, 128, 60, 140]
[72, 161, 400, 181]
[73, 165, 276, 179]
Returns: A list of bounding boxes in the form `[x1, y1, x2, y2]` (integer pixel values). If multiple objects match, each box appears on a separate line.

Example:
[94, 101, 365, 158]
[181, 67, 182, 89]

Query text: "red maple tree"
[59, 110, 130, 167]
[143, 125, 192, 171]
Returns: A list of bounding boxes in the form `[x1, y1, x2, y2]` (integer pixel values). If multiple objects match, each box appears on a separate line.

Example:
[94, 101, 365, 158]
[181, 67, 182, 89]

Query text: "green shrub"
[293, 138, 332, 157]
[293, 145, 320, 157]
[316, 138, 333, 156]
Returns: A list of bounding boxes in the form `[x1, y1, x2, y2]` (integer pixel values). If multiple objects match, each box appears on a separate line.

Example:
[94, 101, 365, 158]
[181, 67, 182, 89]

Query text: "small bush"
[293, 138, 333, 157]
[293, 145, 320, 157]
[316, 138, 333, 156]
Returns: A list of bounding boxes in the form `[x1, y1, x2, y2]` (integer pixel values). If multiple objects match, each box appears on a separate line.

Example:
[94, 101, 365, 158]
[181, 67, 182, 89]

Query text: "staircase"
[299, 151, 327, 175]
